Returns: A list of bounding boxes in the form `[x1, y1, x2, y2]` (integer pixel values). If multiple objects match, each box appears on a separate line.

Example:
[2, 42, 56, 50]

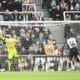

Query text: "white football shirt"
[67, 37, 77, 48]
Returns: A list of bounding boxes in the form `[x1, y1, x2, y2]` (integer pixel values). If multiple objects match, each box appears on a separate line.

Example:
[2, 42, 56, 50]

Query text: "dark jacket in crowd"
[21, 37, 32, 49]
[12, 13, 23, 21]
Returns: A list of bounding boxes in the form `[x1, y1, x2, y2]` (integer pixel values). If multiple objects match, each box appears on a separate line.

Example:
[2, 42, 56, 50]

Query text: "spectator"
[31, 13, 36, 21]
[23, 0, 33, 4]
[7, 0, 15, 11]
[32, 41, 41, 55]
[44, 39, 55, 55]
[42, 0, 80, 20]
[20, 47, 27, 55]
[42, 0, 47, 8]
[57, 44, 65, 56]
[0, 0, 22, 11]
[75, 3, 80, 11]
[20, 32, 32, 50]
[28, 13, 33, 21]
[38, 33, 46, 45]
[30, 33, 36, 43]
[34, 27, 40, 39]
[36, 13, 44, 21]
[11, 30, 17, 38]
[15, 0, 22, 11]
[26, 48, 33, 71]
[1, 0, 8, 10]
[3, 10, 12, 21]
[12, 10, 23, 21]
[53, 5, 63, 20]
[0, 40, 4, 55]
[74, 14, 80, 20]
[0, 2, 3, 11]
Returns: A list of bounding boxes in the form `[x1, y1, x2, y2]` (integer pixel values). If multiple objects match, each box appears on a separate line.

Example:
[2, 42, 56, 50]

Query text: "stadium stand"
[0, 0, 22, 11]
[0, 21, 79, 71]
[42, 0, 80, 20]
[0, 25, 58, 55]
[0, 11, 44, 21]
[0, 0, 80, 72]
[0, 24, 64, 71]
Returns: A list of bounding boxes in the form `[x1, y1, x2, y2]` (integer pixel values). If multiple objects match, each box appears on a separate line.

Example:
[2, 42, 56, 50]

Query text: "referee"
[67, 34, 80, 63]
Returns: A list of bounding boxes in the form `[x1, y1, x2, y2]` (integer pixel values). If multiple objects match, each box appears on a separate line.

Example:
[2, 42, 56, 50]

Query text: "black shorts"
[69, 47, 78, 60]
[0, 62, 1, 69]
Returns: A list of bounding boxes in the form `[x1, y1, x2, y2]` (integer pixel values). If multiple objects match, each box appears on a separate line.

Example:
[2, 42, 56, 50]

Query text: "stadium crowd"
[0, 26, 65, 71]
[0, 10, 44, 21]
[0, 0, 45, 21]
[0, 0, 22, 11]
[0, 26, 60, 56]
[0, 0, 80, 71]
[0, 0, 80, 21]
[42, 0, 80, 20]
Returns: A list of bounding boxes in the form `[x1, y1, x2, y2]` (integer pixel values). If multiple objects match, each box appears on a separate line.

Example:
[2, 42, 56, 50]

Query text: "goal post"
[63, 11, 80, 21]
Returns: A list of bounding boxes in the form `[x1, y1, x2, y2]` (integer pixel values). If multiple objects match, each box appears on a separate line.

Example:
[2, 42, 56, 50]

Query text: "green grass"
[0, 71, 80, 80]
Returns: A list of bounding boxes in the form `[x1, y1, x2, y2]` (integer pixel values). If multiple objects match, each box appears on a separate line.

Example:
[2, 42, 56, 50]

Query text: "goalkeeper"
[0, 29, 21, 71]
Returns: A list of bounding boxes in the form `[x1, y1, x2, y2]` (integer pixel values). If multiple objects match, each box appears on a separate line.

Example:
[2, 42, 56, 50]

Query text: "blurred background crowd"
[0, 26, 60, 56]
[42, 0, 80, 20]
[0, 0, 80, 71]
[0, 0, 79, 21]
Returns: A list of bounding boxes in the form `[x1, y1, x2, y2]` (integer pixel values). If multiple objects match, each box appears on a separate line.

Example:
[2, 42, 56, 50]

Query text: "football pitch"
[0, 71, 80, 80]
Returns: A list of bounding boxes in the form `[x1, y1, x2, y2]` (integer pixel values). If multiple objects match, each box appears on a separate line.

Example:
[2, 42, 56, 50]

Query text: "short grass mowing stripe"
[0, 71, 80, 80]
